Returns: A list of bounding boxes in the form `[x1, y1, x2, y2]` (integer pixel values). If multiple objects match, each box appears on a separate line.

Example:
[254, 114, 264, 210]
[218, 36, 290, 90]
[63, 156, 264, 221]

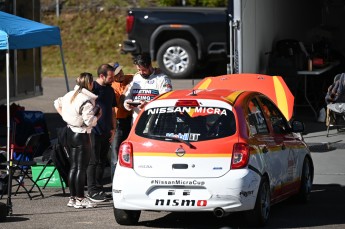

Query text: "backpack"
[41, 126, 70, 186]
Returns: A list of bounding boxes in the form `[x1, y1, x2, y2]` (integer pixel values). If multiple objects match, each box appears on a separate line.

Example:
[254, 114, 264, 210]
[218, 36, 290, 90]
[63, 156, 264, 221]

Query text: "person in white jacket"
[54, 72, 101, 209]
[124, 53, 173, 123]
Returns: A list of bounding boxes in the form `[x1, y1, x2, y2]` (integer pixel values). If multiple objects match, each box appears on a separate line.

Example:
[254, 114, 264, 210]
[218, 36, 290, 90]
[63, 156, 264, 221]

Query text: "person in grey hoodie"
[54, 72, 101, 209]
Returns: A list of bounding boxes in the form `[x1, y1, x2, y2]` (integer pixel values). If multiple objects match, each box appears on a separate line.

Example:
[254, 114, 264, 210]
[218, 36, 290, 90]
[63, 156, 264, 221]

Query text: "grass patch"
[41, 9, 136, 78]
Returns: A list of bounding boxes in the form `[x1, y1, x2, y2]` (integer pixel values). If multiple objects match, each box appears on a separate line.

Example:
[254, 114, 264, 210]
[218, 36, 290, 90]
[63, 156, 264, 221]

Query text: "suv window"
[135, 106, 236, 141]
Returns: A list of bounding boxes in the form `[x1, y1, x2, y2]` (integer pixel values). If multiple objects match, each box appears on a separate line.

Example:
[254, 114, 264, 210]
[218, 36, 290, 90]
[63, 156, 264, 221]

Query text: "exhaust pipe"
[213, 207, 228, 218]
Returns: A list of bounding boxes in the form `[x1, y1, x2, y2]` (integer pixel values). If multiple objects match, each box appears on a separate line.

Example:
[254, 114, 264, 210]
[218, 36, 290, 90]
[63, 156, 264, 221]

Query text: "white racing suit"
[124, 70, 172, 123]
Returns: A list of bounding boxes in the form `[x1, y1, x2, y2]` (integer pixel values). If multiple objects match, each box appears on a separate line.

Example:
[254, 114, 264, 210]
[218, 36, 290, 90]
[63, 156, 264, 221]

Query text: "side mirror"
[291, 120, 304, 133]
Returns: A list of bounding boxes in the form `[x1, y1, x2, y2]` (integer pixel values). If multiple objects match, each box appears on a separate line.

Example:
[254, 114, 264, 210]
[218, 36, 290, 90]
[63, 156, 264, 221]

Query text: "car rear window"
[135, 106, 236, 142]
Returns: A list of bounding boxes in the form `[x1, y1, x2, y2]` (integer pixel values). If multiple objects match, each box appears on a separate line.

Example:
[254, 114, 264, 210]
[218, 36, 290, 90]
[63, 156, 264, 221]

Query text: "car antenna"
[191, 79, 197, 96]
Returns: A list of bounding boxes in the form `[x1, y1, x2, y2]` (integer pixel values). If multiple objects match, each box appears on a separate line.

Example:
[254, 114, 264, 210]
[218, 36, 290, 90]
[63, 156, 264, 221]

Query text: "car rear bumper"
[121, 40, 140, 54]
[112, 166, 261, 213]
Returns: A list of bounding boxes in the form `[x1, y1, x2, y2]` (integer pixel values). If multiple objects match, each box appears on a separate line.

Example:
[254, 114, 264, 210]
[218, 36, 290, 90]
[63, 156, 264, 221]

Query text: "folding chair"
[1, 133, 45, 200]
[326, 104, 345, 137]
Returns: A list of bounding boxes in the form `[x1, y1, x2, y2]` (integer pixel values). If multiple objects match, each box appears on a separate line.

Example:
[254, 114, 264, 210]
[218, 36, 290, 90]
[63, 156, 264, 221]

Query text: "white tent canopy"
[0, 11, 69, 162]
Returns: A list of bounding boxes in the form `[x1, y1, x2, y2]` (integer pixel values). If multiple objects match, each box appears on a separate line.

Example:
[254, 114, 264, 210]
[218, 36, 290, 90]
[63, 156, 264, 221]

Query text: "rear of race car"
[113, 90, 262, 220]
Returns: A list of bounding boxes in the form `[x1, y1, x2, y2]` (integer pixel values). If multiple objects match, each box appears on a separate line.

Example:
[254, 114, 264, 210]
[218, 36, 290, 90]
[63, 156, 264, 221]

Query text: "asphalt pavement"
[0, 77, 344, 228]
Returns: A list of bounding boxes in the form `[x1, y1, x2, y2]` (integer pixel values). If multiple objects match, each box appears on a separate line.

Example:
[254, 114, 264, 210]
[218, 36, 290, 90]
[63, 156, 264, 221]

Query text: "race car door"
[245, 97, 283, 197]
[259, 96, 299, 197]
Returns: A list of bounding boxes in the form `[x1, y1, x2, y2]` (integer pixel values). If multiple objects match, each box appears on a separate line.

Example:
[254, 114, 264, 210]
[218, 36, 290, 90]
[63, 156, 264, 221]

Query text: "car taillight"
[119, 142, 133, 168]
[126, 15, 134, 33]
[231, 143, 250, 169]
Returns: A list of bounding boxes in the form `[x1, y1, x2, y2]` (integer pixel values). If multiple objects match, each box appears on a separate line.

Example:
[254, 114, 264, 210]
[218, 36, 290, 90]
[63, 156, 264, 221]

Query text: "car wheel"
[113, 207, 141, 225]
[298, 157, 313, 203]
[246, 176, 270, 227]
[157, 38, 196, 79]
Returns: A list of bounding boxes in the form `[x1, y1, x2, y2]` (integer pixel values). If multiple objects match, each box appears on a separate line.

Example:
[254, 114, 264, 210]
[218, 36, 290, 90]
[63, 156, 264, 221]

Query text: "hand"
[96, 108, 102, 119]
[124, 99, 135, 110]
[138, 99, 147, 109]
[93, 105, 102, 118]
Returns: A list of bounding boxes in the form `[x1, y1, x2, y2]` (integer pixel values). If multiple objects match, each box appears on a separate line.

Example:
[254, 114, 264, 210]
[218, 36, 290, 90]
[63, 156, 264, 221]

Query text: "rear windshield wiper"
[150, 135, 196, 149]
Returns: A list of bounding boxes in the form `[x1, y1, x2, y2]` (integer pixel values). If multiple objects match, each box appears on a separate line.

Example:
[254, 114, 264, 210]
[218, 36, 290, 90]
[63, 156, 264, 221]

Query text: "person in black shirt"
[87, 64, 117, 202]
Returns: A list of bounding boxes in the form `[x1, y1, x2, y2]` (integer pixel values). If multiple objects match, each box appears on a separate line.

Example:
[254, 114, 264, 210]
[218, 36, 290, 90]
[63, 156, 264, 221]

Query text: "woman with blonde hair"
[54, 72, 101, 208]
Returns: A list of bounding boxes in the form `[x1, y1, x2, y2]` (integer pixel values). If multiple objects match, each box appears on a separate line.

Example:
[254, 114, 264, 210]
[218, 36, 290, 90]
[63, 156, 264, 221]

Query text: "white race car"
[113, 74, 313, 227]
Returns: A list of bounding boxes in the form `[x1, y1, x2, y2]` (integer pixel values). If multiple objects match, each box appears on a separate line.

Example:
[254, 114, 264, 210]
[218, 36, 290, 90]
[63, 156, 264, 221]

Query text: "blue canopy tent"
[0, 11, 69, 167]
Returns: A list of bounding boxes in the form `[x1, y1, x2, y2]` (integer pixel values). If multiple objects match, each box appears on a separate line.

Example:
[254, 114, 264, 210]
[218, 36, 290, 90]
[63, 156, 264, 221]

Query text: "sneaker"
[67, 197, 76, 207]
[88, 192, 106, 202]
[99, 191, 112, 200]
[317, 108, 326, 122]
[74, 198, 97, 209]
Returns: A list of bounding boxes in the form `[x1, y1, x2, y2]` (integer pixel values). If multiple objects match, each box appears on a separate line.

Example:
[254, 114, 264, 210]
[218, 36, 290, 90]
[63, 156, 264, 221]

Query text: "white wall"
[239, 0, 322, 74]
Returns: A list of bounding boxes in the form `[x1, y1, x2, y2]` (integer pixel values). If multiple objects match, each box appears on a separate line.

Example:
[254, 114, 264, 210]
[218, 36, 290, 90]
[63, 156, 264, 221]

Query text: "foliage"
[42, 9, 136, 77]
[156, 0, 227, 6]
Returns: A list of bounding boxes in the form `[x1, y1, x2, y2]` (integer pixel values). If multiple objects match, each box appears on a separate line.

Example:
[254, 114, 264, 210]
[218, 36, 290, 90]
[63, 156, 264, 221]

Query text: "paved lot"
[0, 77, 344, 228]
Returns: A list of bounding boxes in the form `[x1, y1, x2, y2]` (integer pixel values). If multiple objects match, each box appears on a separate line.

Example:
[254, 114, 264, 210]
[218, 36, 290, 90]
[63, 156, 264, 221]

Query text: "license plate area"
[147, 186, 211, 199]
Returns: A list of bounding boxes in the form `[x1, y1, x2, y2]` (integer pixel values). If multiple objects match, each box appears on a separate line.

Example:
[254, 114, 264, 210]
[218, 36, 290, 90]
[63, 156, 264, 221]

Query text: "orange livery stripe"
[134, 152, 232, 157]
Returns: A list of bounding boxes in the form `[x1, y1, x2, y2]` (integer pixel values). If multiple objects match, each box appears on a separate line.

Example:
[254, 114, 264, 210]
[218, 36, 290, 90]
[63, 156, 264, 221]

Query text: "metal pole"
[6, 49, 10, 169]
[59, 45, 69, 92]
[56, 0, 60, 18]
[228, 18, 233, 74]
[6, 49, 13, 216]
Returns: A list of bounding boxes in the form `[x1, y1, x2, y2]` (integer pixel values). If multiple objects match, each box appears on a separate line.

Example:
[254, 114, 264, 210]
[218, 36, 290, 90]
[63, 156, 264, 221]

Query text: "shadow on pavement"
[137, 184, 345, 229]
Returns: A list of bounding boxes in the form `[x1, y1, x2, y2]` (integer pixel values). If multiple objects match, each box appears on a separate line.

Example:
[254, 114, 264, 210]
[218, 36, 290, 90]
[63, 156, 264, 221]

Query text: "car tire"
[113, 207, 141, 225]
[297, 157, 313, 203]
[245, 176, 270, 227]
[157, 38, 196, 79]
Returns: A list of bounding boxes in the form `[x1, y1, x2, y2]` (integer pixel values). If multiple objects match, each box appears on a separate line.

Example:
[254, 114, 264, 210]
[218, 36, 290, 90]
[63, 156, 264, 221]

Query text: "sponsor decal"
[155, 199, 207, 207]
[240, 190, 254, 197]
[213, 167, 223, 170]
[167, 132, 200, 141]
[147, 107, 228, 115]
[151, 179, 205, 186]
[168, 190, 175, 195]
[138, 165, 152, 168]
[287, 149, 297, 182]
[133, 89, 158, 94]
[183, 190, 190, 196]
[132, 89, 159, 101]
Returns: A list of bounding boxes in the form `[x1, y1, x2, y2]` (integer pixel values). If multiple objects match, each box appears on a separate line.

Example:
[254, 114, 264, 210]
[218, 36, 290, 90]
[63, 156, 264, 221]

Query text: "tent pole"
[6, 48, 13, 215]
[59, 45, 69, 92]
[6, 49, 10, 166]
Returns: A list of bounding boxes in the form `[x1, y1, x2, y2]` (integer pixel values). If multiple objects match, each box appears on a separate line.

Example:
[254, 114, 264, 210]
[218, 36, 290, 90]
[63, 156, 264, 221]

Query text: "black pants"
[111, 116, 132, 180]
[66, 128, 91, 198]
[87, 132, 111, 195]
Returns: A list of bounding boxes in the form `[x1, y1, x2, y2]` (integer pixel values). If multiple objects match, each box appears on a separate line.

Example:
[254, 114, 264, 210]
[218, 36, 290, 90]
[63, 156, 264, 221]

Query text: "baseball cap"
[109, 62, 123, 75]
